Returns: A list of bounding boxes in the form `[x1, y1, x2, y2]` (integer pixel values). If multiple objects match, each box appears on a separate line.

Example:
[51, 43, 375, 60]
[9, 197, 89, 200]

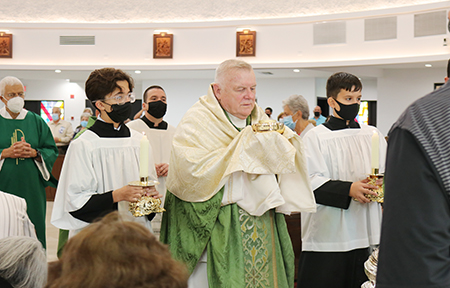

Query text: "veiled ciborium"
[128, 177, 165, 217]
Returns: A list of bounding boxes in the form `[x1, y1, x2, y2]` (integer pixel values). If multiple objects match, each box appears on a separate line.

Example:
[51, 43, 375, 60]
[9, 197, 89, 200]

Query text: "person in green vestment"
[0, 76, 58, 248]
[160, 59, 316, 288]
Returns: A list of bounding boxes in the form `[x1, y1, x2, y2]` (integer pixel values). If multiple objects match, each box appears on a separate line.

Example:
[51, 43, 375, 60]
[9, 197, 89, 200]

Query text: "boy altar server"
[298, 72, 387, 288]
[52, 68, 161, 236]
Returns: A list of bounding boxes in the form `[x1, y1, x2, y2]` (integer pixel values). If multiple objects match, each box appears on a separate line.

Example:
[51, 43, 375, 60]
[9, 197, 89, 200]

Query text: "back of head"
[47, 212, 188, 288]
[326, 72, 362, 99]
[214, 59, 253, 85]
[0, 76, 24, 96]
[0, 236, 47, 288]
[282, 94, 310, 120]
[85, 68, 134, 103]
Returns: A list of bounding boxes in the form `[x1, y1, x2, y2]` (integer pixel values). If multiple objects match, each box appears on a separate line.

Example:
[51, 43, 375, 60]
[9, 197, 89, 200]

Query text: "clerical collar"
[141, 116, 168, 130]
[89, 118, 131, 138]
[225, 111, 248, 130]
[323, 116, 360, 131]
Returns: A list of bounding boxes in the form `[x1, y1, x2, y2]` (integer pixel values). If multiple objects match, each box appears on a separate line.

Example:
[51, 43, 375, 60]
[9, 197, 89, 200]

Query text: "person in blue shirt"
[310, 105, 327, 125]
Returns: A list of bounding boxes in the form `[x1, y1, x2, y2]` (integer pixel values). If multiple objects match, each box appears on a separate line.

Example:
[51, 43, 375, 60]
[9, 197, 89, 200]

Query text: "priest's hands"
[155, 163, 169, 177]
[0, 137, 37, 160]
[349, 178, 379, 204]
[112, 185, 163, 203]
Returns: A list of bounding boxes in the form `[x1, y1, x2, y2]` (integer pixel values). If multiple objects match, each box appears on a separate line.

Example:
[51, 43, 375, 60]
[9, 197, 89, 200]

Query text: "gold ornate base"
[128, 177, 165, 217]
[365, 174, 384, 203]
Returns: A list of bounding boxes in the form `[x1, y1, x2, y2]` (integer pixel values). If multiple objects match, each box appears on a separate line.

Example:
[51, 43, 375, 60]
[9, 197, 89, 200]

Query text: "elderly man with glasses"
[0, 76, 58, 248]
[52, 68, 162, 237]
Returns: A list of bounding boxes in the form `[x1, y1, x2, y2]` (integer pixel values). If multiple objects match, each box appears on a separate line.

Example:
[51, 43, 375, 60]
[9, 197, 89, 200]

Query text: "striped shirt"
[0, 191, 36, 239]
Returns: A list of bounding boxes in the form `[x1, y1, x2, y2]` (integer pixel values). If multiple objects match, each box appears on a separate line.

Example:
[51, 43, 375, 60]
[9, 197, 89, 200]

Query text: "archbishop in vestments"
[160, 59, 316, 288]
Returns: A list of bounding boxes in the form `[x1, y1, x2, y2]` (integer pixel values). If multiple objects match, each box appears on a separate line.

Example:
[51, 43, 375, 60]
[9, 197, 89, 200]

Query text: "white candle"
[371, 131, 379, 169]
[139, 133, 149, 178]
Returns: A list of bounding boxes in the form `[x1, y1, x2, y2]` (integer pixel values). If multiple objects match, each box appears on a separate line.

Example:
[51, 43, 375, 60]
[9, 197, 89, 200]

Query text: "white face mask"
[7, 96, 24, 114]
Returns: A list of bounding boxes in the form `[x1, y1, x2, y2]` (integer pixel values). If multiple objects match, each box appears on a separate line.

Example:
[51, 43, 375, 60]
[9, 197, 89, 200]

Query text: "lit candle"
[139, 133, 149, 178]
[371, 131, 379, 170]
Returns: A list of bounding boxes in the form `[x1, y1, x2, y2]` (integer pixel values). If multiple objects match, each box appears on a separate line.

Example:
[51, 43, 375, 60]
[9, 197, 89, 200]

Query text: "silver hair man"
[282, 94, 310, 120]
[0, 236, 47, 288]
[0, 76, 24, 97]
[214, 59, 253, 85]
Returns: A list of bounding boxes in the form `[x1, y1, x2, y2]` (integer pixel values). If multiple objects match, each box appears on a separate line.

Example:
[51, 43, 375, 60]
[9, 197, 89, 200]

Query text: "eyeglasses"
[103, 92, 136, 105]
[6, 92, 25, 98]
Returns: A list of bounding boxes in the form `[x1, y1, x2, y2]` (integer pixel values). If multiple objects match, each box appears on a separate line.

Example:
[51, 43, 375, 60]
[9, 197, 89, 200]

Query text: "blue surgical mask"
[283, 115, 296, 130]
[80, 120, 88, 127]
[52, 113, 60, 121]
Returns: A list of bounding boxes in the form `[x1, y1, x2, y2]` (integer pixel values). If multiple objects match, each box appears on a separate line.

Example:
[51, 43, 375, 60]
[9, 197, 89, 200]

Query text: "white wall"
[377, 67, 446, 135]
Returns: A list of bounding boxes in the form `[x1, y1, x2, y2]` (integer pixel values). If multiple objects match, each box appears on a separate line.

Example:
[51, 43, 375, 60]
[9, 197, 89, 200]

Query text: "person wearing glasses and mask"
[52, 68, 162, 238]
[0, 76, 58, 248]
[127, 85, 175, 237]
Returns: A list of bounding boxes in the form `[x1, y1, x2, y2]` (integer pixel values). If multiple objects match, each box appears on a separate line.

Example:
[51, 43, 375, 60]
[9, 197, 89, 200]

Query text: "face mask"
[105, 102, 132, 123]
[334, 99, 360, 121]
[147, 100, 167, 118]
[80, 120, 88, 127]
[314, 112, 320, 117]
[282, 115, 296, 130]
[52, 113, 60, 121]
[6, 96, 24, 114]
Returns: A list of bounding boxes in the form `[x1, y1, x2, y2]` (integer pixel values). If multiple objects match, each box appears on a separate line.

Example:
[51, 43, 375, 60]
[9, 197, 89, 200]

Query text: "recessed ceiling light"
[55, 69, 61, 73]
[425, 64, 432, 67]
[65, 79, 70, 82]
[293, 69, 300, 73]
[135, 70, 141, 74]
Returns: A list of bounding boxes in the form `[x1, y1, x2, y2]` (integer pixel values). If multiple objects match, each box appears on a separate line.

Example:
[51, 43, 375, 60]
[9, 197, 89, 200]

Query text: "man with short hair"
[310, 105, 327, 125]
[127, 85, 176, 236]
[48, 106, 73, 154]
[160, 59, 315, 287]
[52, 68, 161, 237]
[265, 106, 273, 118]
[0, 76, 58, 247]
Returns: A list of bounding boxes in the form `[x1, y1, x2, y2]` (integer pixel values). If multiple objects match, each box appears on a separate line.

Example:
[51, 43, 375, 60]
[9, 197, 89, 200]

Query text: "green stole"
[0, 112, 58, 248]
[160, 114, 294, 287]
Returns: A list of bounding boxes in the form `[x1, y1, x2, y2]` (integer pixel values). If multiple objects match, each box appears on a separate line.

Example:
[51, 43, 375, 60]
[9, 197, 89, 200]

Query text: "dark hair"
[46, 212, 188, 288]
[143, 85, 165, 102]
[85, 68, 134, 102]
[447, 59, 450, 78]
[265, 107, 273, 113]
[326, 72, 362, 99]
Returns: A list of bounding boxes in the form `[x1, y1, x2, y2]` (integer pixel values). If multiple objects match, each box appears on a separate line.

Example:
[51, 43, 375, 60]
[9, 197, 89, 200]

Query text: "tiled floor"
[46, 201, 59, 262]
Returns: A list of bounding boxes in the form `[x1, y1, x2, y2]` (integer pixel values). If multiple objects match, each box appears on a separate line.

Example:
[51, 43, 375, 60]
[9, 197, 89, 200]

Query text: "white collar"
[0, 107, 27, 119]
[225, 111, 247, 129]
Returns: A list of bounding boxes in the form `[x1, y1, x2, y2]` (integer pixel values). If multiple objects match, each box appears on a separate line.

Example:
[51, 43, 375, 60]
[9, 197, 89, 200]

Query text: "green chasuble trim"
[161, 191, 295, 288]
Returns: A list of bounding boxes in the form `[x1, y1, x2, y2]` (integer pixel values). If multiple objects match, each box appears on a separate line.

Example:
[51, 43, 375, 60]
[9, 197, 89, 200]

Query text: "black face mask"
[105, 102, 132, 123]
[314, 111, 321, 117]
[147, 100, 167, 118]
[334, 99, 359, 121]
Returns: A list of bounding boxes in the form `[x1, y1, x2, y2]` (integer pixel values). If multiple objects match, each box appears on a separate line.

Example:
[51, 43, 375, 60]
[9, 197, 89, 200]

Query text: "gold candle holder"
[365, 173, 384, 203]
[128, 177, 165, 217]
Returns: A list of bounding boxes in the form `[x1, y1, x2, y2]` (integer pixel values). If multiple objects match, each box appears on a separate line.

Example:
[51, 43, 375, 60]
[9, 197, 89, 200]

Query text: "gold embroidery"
[11, 129, 25, 165]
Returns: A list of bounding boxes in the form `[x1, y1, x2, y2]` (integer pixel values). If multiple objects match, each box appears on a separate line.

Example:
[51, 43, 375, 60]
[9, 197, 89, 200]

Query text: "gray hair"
[80, 112, 90, 120]
[0, 236, 47, 288]
[0, 76, 24, 96]
[83, 107, 93, 116]
[214, 59, 253, 85]
[52, 106, 61, 113]
[282, 94, 310, 120]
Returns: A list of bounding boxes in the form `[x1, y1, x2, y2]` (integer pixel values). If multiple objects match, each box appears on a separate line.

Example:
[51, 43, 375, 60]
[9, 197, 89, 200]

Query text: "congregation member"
[48, 106, 73, 154]
[73, 112, 90, 136]
[310, 105, 327, 125]
[0, 76, 58, 248]
[0, 236, 47, 288]
[265, 106, 273, 118]
[299, 72, 386, 288]
[376, 61, 450, 287]
[127, 85, 176, 236]
[47, 212, 188, 288]
[51, 68, 162, 237]
[282, 94, 314, 137]
[0, 191, 36, 239]
[160, 59, 316, 287]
